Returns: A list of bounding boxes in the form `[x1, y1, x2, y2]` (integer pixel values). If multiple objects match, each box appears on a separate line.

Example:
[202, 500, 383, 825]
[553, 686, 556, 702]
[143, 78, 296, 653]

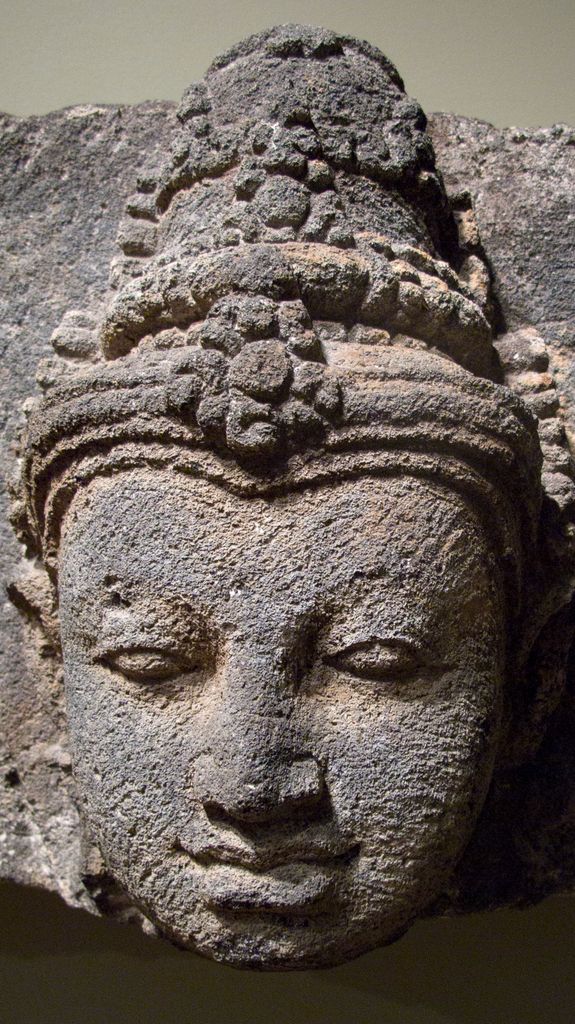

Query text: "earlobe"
[6, 558, 61, 658]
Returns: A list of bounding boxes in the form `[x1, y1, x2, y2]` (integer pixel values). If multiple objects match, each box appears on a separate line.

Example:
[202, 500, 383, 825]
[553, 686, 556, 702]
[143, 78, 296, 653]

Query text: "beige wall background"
[1, 0, 574, 125]
[1, 2, 574, 1022]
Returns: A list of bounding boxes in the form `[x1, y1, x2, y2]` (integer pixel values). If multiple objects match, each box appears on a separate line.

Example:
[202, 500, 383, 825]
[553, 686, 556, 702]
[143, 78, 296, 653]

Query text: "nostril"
[282, 757, 324, 806]
[202, 789, 281, 825]
[198, 756, 326, 826]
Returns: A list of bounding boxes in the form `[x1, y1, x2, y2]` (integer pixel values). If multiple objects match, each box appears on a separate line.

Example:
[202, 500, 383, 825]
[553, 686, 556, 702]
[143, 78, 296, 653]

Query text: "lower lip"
[189, 851, 358, 915]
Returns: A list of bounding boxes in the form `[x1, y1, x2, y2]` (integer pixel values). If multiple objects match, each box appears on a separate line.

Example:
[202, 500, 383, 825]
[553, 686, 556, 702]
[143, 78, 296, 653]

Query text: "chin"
[138, 879, 422, 971]
[180, 909, 414, 971]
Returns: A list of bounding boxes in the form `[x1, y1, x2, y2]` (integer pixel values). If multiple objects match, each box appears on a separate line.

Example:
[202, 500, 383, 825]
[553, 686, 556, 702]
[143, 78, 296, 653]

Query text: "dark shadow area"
[1, 880, 574, 1024]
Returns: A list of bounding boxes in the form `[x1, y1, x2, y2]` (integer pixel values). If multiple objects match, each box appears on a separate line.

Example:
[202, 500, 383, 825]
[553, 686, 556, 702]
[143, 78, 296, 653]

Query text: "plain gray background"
[1, 2, 574, 1022]
[1, 0, 574, 125]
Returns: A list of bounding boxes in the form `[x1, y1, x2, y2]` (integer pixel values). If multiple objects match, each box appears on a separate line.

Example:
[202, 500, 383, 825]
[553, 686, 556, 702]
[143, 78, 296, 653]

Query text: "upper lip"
[175, 836, 359, 872]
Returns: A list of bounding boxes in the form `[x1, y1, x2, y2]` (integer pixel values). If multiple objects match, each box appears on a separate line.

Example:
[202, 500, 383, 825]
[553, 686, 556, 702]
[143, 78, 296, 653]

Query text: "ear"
[502, 597, 575, 767]
[6, 559, 60, 657]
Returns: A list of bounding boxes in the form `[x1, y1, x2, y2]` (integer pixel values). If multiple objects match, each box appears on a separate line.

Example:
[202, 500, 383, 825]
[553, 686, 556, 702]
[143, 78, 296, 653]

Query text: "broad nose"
[194, 646, 324, 823]
[196, 748, 324, 824]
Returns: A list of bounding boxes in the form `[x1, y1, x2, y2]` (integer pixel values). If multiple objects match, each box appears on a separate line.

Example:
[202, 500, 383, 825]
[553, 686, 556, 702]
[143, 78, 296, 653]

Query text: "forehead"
[60, 470, 492, 605]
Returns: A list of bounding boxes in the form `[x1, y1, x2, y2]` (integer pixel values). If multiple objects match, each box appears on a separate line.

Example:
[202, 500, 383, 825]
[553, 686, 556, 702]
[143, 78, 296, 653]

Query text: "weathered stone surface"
[427, 112, 575, 915]
[429, 114, 575, 444]
[0, 100, 175, 907]
[1, 25, 574, 969]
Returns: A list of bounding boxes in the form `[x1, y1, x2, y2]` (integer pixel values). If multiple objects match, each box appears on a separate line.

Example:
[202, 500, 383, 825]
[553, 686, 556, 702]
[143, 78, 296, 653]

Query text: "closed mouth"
[184, 842, 360, 872]
[173, 841, 360, 914]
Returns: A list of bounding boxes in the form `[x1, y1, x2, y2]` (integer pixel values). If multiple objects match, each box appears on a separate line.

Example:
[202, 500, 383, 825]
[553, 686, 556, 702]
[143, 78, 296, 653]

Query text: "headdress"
[11, 25, 574, 634]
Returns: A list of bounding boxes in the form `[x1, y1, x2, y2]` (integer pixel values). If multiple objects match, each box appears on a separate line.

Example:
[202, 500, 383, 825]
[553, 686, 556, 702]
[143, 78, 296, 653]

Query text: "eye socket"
[100, 648, 197, 682]
[323, 638, 440, 683]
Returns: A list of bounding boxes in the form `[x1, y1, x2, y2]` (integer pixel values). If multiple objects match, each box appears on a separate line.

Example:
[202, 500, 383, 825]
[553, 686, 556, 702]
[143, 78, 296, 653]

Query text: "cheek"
[62, 659, 207, 857]
[310, 670, 502, 848]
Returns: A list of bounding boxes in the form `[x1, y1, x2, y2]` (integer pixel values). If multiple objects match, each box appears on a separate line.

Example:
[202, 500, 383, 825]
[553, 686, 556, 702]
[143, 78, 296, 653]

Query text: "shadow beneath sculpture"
[2, 880, 575, 1024]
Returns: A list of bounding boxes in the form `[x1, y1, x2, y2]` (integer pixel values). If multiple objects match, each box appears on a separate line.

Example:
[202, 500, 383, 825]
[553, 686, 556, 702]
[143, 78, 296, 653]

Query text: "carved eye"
[100, 649, 195, 682]
[323, 638, 438, 683]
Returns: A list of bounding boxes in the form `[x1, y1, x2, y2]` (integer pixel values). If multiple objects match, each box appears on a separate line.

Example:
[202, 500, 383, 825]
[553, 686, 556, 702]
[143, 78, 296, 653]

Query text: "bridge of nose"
[194, 636, 323, 819]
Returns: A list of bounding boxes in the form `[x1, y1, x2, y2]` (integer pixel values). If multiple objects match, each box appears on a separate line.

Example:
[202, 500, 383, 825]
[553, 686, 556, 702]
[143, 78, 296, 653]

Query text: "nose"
[196, 748, 324, 824]
[194, 646, 325, 824]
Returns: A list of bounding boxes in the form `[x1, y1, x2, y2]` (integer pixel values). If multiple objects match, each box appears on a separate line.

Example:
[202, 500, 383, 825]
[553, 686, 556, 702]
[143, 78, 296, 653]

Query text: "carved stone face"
[58, 467, 505, 968]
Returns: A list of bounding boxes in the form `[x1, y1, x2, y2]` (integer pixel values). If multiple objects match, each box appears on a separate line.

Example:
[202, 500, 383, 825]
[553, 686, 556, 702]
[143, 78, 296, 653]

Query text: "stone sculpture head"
[10, 26, 575, 968]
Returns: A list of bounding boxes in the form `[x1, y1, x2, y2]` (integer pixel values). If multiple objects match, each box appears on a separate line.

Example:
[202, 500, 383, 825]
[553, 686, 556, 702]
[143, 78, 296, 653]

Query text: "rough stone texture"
[1, 25, 574, 969]
[426, 113, 575, 915]
[429, 114, 575, 445]
[0, 101, 175, 908]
